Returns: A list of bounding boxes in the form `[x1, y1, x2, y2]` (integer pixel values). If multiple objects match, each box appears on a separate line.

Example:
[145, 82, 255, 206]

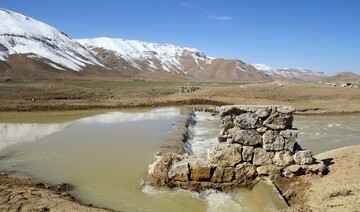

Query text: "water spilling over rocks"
[148, 105, 328, 191]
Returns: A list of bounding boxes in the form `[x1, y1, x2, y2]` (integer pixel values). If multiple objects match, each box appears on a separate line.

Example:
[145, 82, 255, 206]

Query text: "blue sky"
[1, 0, 359, 74]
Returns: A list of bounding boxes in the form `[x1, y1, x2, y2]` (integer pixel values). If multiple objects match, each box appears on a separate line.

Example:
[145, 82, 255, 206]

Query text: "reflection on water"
[294, 115, 360, 155]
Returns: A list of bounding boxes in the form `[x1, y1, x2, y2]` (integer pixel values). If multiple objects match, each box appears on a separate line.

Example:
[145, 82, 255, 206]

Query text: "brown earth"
[276, 145, 360, 212]
[0, 81, 359, 113]
[0, 173, 115, 212]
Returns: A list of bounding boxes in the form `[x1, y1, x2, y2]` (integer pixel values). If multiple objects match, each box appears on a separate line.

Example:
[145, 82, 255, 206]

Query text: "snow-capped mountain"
[77, 37, 210, 73]
[252, 64, 327, 82]
[0, 8, 103, 72]
[76, 37, 271, 81]
[0, 8, 325, 82]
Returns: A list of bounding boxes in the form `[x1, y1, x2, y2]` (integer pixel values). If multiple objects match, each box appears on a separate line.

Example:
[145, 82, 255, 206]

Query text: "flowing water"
[294, 115, 360, 155]
[1, 108, 359, 211]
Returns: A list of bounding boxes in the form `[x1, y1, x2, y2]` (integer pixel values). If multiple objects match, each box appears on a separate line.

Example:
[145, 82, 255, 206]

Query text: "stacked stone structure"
[178, 86, 201, 94]
[148, 105, 328, 191]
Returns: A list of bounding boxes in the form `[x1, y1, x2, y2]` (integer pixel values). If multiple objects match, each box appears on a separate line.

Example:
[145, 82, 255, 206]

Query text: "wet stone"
[168, 160, 190, 182]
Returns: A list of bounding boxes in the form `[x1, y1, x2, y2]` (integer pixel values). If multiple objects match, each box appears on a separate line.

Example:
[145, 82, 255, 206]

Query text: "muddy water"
[294, 115, 360, 155]
[0, 108, 207, 211]
[1, 109, 357, 211]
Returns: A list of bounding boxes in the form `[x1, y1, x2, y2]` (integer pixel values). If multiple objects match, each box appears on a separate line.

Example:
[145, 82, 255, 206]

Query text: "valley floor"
[0, 80, 359, 114]
[0, 80, 360, 211]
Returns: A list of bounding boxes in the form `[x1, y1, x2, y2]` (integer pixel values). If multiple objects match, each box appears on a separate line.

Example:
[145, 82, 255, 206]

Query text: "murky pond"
[0, 108, 359, 211]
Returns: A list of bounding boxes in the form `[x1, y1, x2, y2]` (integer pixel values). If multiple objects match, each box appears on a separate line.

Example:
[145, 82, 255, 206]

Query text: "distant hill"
[327, 72, 360, 83]
[252, 64, 327, 82]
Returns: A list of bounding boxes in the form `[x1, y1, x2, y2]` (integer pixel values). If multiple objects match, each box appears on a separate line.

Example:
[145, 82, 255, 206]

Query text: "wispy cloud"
[208, 16, 233, 21]
[180, 3, 197, 9]
[180, 3, 233, 21]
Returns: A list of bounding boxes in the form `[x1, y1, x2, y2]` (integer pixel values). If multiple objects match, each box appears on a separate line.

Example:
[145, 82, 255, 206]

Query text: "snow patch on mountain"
[77, 37, 212, 73]
[252, 64, 273, 71]
[252, 63, 327, 81]
[0, 8, 103, 71]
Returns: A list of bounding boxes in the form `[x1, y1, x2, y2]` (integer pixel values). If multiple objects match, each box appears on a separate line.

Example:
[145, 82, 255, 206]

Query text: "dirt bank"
[276, 145, 360, 211]
[0, 173, 114, 211]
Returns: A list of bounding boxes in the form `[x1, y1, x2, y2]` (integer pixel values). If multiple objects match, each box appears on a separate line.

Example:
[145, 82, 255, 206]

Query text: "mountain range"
[0, 8, 355, 82]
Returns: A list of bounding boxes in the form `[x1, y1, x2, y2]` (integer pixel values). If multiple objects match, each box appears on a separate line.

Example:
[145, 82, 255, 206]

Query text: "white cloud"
[208, 16, 233, 21]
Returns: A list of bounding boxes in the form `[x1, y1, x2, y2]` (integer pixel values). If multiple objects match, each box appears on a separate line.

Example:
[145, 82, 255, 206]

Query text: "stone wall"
[148, 105, 328, 191]
[179, 86, 201, 94]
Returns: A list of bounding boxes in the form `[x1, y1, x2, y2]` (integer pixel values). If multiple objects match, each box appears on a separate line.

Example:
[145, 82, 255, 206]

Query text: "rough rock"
[220, 115, 234, 131]
[235, 112, 260, 129]
[272, 151, 294, 167]
[263, 113, 293, 130]
[234, 163, 257, 183]
[281, 130, 300, 153]
[255, 107, 271, 118]
[233, 130, 262, 146]
[253, 148, 273, 166]
[190, 159, 212, 181]
[211, 166, 224, 183]
[256, 165, 281, 178]
[276, 106, 295, 114]
[294, 150, 314, 165]
[168, 160, 190, 182]
[263, 130, 285, 151]
[242, 146, 254, 162]
[223, 167, 235, 182]
[148, 153, 183, 186]
[211, 166, 234, 183]
[282, 165, 305, 178]
[207, 143, 242, 166]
